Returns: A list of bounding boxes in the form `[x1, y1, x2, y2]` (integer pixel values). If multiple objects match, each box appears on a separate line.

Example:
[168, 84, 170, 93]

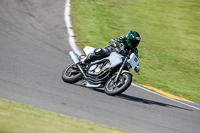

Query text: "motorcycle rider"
[81, 30, 141, 72]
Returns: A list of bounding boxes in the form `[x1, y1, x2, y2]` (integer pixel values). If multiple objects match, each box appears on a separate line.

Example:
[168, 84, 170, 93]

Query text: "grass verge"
[0, 98, 129, 133]
[70, 0, 200, 103]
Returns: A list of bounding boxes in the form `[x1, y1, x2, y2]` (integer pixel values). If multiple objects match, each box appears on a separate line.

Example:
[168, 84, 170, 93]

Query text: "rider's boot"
[80, 54, 92, 64]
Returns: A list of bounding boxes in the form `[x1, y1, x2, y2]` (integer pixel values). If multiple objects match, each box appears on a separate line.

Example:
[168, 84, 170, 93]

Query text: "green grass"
[0, 98, 129, 133]
[70, 0, 200, 103]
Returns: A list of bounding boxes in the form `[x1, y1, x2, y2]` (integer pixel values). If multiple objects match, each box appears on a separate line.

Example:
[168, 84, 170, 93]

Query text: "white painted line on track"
[64, 0, 84, 56]
[132, 83, 200, 111]
[64, 0, 200, 111]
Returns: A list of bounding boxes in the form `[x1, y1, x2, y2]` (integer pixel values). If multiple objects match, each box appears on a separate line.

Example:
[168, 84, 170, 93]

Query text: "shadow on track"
[66, 83, 192, 111]
[93, 88, 193, 111]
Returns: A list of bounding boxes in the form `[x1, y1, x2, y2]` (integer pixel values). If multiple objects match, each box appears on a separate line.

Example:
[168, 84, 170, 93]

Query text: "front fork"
[114, 56, 128, 83]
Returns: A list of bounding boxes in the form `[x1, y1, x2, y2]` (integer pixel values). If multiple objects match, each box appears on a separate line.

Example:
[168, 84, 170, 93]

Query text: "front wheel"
[104, 73, 132, 96]
[62, 63, 82, 83]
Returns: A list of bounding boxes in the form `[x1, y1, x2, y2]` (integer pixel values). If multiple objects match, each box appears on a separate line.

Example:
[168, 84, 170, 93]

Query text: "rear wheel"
[104, 73, 132, 96]
[62, 63, 82, 83]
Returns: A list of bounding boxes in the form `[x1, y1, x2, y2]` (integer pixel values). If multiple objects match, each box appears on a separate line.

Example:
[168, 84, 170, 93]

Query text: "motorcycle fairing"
[85, 52, 123, 86]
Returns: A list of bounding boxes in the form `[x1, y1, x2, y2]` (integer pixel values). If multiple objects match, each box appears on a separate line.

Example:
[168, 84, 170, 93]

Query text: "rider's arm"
[108, 36, 125, 47]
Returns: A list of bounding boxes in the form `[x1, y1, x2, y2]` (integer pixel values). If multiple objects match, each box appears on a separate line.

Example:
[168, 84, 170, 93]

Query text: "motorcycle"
[62, 46, 140, 96]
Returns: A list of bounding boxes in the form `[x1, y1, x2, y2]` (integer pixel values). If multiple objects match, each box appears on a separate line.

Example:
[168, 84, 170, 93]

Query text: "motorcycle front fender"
[121, 70, 133, 76]
[115, 70, 132, 76]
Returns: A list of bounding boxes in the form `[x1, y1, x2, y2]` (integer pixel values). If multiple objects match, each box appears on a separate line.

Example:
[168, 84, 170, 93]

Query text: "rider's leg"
[82, 47, 111, 63]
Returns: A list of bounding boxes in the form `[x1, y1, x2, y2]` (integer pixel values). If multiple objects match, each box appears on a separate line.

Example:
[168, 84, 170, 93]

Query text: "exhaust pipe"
[69, 51, 80, 65]
[69, 51, 87, 79]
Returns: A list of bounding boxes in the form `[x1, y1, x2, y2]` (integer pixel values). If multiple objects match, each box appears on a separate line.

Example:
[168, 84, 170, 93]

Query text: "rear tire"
[62, 63, 82, 83]
[104, 73, 132, 96]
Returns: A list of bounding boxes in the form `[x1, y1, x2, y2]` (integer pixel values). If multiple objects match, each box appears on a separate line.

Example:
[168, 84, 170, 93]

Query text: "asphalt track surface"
[0, 0, 199, 133]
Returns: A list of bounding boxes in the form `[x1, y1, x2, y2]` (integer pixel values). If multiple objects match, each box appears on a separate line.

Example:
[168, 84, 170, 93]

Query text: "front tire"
[62, 63, 82, 83]
[104, 73, 132, 96]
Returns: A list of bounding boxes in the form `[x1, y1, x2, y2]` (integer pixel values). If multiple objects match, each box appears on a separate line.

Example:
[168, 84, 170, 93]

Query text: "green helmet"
[126, 30, 141, 49]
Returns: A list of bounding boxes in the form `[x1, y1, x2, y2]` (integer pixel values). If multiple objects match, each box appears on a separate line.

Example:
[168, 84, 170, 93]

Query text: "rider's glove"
[113, 41, 120, 47]
[135, 66, 140, 73]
